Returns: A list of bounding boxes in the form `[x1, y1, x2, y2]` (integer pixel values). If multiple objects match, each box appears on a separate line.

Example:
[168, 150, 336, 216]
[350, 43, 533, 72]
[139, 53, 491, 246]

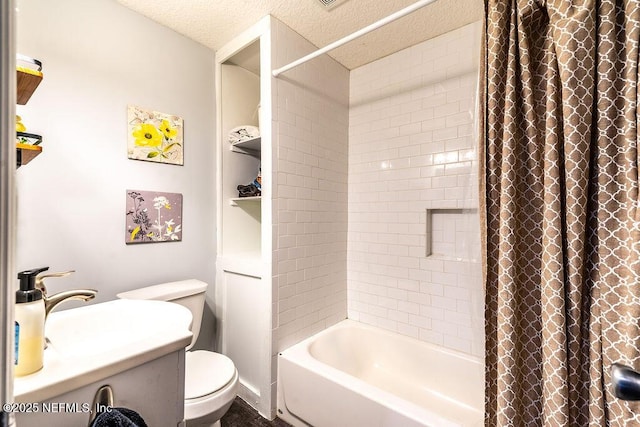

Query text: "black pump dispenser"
[16, 267, 48, 303]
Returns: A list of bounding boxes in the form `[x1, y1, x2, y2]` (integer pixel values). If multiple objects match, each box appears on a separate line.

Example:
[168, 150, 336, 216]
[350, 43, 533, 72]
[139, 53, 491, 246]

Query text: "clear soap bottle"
[15, 267, 48, 376]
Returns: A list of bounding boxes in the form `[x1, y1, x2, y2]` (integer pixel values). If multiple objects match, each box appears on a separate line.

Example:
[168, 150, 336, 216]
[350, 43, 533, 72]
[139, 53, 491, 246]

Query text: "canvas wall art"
[126, 190, 182, 244]
[127, 105, 184, 165]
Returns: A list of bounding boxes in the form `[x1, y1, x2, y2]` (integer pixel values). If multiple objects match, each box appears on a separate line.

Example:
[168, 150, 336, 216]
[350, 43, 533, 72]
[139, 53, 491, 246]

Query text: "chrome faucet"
[35, 269, 98, 317]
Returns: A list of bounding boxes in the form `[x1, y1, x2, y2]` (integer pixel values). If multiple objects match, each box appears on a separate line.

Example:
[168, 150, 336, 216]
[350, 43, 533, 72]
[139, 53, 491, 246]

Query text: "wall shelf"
[16, 143, 42, 167]
[230, 136, 261, 156]
[16, 55, 45, 167]
[230, 196, 261, 206]
[17, 55, 44, 105]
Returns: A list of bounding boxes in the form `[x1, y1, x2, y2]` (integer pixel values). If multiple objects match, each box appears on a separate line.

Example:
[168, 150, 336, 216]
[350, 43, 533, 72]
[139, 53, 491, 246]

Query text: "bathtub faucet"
[35, 269, 98, 318]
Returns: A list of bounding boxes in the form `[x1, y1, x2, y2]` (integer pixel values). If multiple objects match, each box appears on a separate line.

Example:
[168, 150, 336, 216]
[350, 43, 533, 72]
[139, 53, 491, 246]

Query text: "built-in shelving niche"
[216, 32, 270, 418]
[220, 39, 262, 256]
[426, 208, 479, 261]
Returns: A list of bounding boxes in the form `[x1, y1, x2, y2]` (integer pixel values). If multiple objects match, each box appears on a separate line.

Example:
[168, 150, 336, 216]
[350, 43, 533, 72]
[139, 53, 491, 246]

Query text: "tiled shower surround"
[271, 16, 350, 413]
[348, 21, 484, 357]
[272, 18, 350, 353]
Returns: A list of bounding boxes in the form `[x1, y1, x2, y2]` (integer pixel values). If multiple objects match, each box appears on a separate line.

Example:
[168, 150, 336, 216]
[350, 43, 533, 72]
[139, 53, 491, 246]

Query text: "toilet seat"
[183, 350, 239, 424]
[185, 351, 236, 399]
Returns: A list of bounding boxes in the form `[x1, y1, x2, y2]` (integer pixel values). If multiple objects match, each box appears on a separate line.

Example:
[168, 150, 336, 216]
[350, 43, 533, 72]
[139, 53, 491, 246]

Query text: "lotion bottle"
[15, 267, 48, 376]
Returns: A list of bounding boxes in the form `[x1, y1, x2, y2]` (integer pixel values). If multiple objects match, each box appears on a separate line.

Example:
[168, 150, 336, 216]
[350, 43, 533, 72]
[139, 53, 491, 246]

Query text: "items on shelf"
[16, 116, 42, 146]
[16, 115, 26, 133]
[236, 168, 261, 198]
[228, 125, 260, 144]
[15, 114, 43, 167]
[16, 132, 42, 146]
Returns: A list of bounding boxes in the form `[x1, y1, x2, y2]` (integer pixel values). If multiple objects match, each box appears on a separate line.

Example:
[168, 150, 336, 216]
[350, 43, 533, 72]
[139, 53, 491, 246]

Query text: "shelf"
[17, 69, 43, 105]
[15, 55, 45, 168]
[230, 196, 261, 206]
[16, 55, 44, 105]
[230, 136, 261, 156]
[218, 255, 263, 279]
[16, 143, 42, 167]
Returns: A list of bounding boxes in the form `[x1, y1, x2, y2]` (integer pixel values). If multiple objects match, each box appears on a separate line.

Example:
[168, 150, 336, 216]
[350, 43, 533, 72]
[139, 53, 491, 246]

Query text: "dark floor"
[221, 397, 292, 427]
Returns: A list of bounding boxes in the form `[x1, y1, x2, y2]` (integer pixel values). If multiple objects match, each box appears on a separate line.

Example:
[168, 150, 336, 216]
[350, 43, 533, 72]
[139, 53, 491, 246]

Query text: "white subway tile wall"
[348, 21, 484, 357]
[272, 18, 350, 355]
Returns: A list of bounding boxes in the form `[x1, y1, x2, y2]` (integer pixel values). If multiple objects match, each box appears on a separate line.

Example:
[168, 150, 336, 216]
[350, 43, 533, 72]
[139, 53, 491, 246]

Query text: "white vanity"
[12, 299, 192, 426]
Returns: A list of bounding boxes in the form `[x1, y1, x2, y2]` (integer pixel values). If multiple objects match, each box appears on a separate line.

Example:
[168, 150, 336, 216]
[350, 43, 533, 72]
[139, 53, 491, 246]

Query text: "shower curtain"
[482, 0, 640, 425]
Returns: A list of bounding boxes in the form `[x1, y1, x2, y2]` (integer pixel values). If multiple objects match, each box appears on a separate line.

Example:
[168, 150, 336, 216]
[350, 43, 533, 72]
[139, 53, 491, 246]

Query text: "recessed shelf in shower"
[426, 208, 479, 260]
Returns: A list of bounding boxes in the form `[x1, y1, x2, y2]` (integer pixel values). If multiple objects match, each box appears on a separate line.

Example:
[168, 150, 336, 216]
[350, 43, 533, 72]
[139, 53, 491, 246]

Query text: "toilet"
[117, 279, 238, 427]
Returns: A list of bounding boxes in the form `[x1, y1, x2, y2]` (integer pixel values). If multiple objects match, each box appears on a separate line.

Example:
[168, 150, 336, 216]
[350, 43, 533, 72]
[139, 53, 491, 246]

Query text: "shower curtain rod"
[272, 0, 440, 77]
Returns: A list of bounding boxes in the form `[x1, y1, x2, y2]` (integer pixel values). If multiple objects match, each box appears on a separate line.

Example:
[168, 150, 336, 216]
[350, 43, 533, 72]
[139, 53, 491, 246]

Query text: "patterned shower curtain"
[482, 0, 640, 425]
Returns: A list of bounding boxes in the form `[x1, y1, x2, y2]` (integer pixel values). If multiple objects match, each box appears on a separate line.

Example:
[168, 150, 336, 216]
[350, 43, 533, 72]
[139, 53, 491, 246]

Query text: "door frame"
[1, 1, 16, 425]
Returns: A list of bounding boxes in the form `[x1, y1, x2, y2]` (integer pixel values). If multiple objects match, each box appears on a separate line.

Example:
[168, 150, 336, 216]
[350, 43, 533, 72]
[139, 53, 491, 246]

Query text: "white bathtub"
[277, 320, 484, 427]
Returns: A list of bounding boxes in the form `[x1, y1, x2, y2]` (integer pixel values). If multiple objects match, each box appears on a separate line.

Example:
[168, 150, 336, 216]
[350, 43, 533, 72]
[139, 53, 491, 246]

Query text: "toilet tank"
[117, 279, 208, 350]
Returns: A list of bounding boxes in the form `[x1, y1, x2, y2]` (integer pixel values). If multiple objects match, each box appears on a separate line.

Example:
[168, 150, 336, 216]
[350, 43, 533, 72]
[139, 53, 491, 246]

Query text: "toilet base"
[184, 370, 239, 427]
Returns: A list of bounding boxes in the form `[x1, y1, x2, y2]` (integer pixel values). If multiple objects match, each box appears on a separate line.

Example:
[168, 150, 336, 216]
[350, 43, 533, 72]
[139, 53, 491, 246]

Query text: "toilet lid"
[185, 351, 236, 399]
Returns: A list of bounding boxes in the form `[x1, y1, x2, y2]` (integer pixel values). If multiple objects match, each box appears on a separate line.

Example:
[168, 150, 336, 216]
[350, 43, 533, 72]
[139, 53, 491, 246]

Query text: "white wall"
[15, 0, 217, 333]
[348, 22, 484, 357]
[271, 17, 349, 358]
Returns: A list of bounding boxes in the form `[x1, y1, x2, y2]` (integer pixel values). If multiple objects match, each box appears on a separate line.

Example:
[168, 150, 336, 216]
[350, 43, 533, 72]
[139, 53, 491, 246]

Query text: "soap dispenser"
[15, 266, 48, 376]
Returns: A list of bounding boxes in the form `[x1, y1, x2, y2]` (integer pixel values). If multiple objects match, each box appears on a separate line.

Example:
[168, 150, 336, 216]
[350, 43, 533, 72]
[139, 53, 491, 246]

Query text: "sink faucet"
[35, 269, 98, 317]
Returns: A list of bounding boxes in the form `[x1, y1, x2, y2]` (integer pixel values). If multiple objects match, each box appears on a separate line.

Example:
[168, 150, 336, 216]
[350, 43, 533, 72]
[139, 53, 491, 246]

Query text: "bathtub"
[277, 320, 484, 427]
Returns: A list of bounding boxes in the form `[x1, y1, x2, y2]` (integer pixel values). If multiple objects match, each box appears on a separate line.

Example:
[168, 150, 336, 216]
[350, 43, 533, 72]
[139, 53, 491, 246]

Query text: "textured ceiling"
[115, 0, 483, 70]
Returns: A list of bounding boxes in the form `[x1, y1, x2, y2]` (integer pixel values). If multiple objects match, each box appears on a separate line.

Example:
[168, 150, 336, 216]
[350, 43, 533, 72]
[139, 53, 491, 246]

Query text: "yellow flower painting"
[127, 105, 184, 165]
[132, 123, 162, 147]
[159, 119, 178, 139]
